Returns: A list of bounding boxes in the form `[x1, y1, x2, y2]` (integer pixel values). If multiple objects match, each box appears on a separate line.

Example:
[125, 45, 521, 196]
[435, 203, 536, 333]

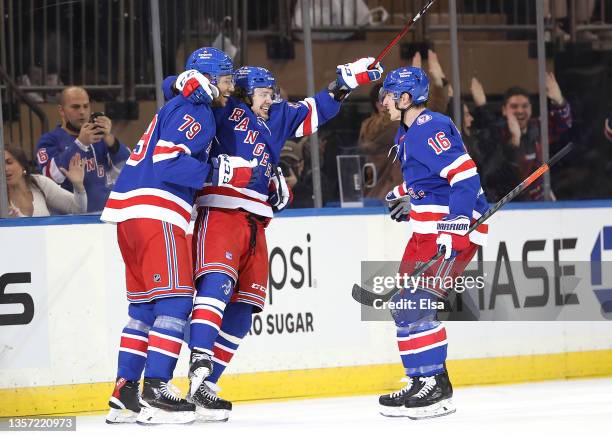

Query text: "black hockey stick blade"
[351, 283, 397, 307]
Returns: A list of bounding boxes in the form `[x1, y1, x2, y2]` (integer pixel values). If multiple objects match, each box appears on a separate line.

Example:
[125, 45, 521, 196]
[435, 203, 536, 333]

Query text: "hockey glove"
[209, 154, 259, 188]
[176, 70, 219, 105]
[329, 57, 384, 101]
[385, 183, 411, 222]
[436, 214, 471, 260]
[268, 167, 292, 213]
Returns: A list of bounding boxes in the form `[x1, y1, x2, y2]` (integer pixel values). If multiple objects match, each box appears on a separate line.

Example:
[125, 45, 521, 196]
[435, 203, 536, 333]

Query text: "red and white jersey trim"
[201, 184, 269, 202]
[294, 97, 320, 138]
[101, 187, 193, 232]
[196, 186, 273, 218]
[409, 203, 488, 246]
[152, 139, 192, 163]
[439, 154, 478, 186]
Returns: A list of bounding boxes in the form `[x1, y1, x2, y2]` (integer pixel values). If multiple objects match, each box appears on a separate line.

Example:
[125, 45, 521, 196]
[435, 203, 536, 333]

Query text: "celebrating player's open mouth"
[252, 88, 275, 120]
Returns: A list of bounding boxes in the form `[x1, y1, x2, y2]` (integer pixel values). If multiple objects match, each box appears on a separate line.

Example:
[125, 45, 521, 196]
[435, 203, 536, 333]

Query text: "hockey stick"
[352, 141, 575, 307]
[368, 0, 437, 69]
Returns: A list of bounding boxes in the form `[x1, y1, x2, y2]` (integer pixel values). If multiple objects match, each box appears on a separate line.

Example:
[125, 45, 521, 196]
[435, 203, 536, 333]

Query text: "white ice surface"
[15, 378, 612, 437]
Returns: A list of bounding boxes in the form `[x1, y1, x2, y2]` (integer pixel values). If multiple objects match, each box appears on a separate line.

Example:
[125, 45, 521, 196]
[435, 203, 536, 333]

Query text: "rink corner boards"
[2, 349, 612, 417]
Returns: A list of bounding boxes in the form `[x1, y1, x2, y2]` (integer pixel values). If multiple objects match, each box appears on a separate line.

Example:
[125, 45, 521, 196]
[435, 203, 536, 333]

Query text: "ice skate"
[403, 371, 456, 419]
[187, 380, 232, 422]
[188, 350, 213, 397]
[379, 376, 420, 417]
[106, 377, 141, 424]
[136, 378, 195, 425]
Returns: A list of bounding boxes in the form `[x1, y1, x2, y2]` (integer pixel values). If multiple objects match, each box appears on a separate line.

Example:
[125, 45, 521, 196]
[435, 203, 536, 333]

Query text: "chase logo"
[590, 226, 612, 317]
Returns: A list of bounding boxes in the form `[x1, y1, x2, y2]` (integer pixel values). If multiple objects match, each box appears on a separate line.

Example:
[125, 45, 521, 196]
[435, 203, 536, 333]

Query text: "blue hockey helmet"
[380, 66, 429, 105]
[233, 66, 277, 95]
[185, 47, 233, 85]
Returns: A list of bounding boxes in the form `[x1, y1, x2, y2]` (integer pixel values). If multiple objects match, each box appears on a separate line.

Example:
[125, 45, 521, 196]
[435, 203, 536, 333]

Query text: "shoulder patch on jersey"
[416, 114, 432, 125]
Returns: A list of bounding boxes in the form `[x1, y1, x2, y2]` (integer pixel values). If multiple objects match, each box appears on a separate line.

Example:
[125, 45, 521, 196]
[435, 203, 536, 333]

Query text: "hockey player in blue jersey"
[101, 47, 258, 425]
[167, 58, 383, 421]
[377, 67, 489, 419]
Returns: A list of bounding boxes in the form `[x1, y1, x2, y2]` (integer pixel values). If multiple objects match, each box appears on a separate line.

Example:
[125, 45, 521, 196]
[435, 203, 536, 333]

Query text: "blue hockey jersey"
[196, 91, 341, 217]
[100, 95, 216, 231]
[35, 126, 131, 212]
[395, 110, 489, 245]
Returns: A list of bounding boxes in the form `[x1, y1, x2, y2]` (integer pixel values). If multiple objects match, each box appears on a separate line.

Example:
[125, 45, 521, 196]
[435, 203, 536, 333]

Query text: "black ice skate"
[379, 376, 421, 417]
[403, 371, 456, 419]
[188, 350, 213, 397]
[136, 378, 195, 425]
[187, 380, 232, 422]
[106, 377, 141, 424]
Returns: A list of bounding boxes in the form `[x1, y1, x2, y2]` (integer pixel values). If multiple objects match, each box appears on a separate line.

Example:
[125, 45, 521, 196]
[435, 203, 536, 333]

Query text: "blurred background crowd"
[1, 0, 612, 217]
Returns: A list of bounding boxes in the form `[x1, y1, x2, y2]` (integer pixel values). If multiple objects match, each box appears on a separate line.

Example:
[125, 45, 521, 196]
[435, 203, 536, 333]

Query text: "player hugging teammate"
[100, 47, 258, 425]
[101, 46, 384, 425]
[169, 52, 383, 423]
[377, 67, 489, 419]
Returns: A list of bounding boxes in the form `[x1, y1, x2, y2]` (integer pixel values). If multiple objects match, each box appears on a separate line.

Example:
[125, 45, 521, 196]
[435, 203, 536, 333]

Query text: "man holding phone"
[36, 86, 131, 212]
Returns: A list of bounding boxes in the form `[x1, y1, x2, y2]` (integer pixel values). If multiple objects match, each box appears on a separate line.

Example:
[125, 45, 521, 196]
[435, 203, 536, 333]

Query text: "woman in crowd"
[4, 145, 87, 217]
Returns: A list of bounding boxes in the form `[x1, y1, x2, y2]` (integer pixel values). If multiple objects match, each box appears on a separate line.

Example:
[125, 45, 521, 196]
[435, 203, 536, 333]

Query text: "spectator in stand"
[35, 86, 131, 213]
[473, 73, 572, 201]
[359, 49, 450, 200]
[461, 78, 515, 200]
[5, 146, 87, 217]
[279, 139, 305, 190]
[412, 50, 451, 113]
[544, 0, 599, 42]
[281, 137, 336, 208]
[358, 83, 402, 200]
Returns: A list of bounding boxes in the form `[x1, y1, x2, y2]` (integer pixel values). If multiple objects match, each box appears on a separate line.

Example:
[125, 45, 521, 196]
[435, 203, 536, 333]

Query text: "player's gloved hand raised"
[176, 70, 219, 105]
[336, 57, 384, 90]
[268, 167, 292, 213]
[436, 214, 471, 260]
[209, 154, 259, 188]
[385, 183, 411, 222]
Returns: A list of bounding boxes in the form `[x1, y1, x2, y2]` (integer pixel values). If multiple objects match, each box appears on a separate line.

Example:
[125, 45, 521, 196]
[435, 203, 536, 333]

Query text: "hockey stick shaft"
[368, 0, 437, 69]
[352, 142, 574, 306]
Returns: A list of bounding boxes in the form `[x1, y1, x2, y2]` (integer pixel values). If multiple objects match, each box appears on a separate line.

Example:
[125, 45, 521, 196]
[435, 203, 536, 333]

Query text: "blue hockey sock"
[117, 320, 150, 381]
[116, 303, 155, 381]
[189, 273, 234, 355]
[208, 302, 253, 384]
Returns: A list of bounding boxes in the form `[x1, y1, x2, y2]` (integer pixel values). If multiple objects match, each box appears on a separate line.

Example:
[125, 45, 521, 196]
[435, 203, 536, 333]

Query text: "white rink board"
[1, 205, 612, 389]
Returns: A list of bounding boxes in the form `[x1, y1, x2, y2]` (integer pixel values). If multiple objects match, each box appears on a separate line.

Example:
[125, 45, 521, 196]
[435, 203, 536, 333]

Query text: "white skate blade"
[189, 367, 211, 397]
[136, 406, 195, 425]
[105, 407, 138, 424]
[380, 398, 456, 419]
[195, 406, 230, 423]
[407, 398, 456, 420]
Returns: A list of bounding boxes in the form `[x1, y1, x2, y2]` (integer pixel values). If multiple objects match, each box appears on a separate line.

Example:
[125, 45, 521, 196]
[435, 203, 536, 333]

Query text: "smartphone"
[90, 111, 105, 124]
[89, 112, 105, 135]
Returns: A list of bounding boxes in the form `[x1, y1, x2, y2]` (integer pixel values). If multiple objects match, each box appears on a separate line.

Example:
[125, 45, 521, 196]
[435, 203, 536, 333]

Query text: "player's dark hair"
[370, 84, 383, 113]
[503, 86, 531, 105]
[232, 86, 252, 107]
[5, 145, 41, 192]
